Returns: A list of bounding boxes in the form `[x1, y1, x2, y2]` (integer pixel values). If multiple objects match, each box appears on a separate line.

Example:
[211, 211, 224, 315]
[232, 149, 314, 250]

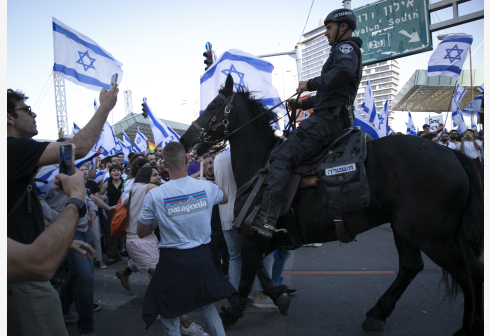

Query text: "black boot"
[251, 190, 285, 239]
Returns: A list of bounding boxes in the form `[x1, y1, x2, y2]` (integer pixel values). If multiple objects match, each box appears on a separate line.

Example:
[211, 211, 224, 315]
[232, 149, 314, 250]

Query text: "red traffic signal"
[203, 50, 213, 70]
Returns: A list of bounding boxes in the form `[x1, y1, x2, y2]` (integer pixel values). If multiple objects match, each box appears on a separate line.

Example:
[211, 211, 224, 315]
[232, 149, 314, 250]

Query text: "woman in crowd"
[100, 165, 125, 264]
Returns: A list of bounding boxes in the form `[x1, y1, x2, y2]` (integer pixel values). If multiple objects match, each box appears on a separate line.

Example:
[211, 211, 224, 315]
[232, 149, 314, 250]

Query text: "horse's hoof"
[361, 317, 385, 331]
[275, 293, 292, 316]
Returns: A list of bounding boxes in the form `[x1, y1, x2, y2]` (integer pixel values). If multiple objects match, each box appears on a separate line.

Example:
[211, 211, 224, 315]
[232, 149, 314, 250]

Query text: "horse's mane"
[218, 86, 279, 127]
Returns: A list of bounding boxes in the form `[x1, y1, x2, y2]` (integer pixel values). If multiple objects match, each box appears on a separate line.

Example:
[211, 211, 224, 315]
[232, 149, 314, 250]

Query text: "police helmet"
[324, 9, 358, 30]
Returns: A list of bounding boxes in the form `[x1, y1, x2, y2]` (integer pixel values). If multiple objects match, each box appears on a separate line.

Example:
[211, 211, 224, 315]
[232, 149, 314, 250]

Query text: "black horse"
[180, 75, 484, 336]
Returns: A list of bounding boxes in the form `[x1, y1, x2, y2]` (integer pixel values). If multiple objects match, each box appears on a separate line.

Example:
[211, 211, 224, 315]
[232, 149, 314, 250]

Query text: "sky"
[7, 0, 486, 140]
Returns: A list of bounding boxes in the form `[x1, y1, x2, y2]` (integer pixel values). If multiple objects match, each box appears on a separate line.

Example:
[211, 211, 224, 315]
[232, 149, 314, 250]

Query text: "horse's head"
[181, 74, 237, 153]
[180, 74, 279, 154]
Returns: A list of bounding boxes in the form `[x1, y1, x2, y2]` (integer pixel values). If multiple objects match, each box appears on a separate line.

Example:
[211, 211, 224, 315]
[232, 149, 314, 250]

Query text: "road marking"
[283, 271, 395, 275]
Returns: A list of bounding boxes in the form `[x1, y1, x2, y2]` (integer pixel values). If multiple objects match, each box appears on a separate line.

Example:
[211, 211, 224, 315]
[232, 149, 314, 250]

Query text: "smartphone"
[110, 73, 118, 86]
[59, 143, 76, 191]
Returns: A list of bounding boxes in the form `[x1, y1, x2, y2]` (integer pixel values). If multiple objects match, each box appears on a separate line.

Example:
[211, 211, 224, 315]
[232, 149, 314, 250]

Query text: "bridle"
[191, 91, 299, 145]
[192, 92, 237, 144]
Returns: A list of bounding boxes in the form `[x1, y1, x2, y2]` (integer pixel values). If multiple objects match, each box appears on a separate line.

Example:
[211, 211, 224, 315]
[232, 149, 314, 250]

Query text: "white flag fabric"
[133, 127, 148, 153]
[452, 95, 466, 133]
[477, 83, 484, 93]
[200, 49, 287, 130]
[143, 97, 180, 147]
[455, 84, 467, 104]
[462, 95, 483, 116]
[377, 99, 389, 137]
[360, 79, 377, 123]
[52, 17, 123, 91]
[35, 167, 58, 195]
[406, 110, 417, 136]
[116, 137, 129, 163]
[122, 131, 133, 152]
[427, 34, 473, 80]
[471, 115, 477, 130]
[353, 110, 380, 139]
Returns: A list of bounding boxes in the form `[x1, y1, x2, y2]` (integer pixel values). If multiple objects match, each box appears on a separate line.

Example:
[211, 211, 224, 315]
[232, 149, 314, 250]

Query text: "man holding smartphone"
[7, 82, 118, 336]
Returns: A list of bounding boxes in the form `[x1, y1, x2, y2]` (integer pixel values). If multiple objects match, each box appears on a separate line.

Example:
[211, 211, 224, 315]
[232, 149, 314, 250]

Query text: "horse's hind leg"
[362, 231, 424, 332]
[256, 257, 292, 315]
[421, 242, 479, 336]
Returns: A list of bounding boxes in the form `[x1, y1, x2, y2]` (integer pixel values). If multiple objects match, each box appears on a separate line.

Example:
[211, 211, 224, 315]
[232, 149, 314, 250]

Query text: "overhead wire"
[297, 0, 315, 43]
[32, 71, 54, 111]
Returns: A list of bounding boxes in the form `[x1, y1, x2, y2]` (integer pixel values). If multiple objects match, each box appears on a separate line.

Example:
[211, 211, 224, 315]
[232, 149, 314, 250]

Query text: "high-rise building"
[299, 19, 400, 122]
[272, 67, 298, 102]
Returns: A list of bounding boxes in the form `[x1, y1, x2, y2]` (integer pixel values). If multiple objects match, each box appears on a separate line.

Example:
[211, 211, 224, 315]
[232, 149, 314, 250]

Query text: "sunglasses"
[14, 105, 34, 116]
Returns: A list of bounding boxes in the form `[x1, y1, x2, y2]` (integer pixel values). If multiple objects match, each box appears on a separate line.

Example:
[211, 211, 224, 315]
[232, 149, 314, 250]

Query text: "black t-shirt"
[7, 137, 50, 244]
[85, 179, 100, 196]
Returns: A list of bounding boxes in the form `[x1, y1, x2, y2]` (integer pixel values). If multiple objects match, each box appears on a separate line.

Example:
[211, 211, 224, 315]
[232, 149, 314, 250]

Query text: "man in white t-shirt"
[137, 142, 238, 336]
[439, 132, 457, 149]
[449, 130, 462, 150]
[461, 129, 484, 184]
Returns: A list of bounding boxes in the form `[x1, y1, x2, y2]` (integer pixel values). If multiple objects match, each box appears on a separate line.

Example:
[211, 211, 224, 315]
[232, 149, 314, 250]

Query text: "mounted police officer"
[252, 8, 363, 239]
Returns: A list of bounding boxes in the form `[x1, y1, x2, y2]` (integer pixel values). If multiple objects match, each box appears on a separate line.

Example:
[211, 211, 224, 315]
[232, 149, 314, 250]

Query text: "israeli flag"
[122, 131, 132, 152]
[75, 148, 102, 169]
[452, 95, 466, 133]
[471, 115, 477, 130]
[116, 137, 130, 163]
[455, 84, 467, 104]
[427, 34, 473, 80]
[52, 17, 123, 91]
[36, 167, 58, 195]
[94, 169, 105, 183]
[143, 97, 180, 147]
[353, 110, 379, 139]
[406, 110, 417, 136]
[477, 83, 484, 93]
[200, 49, 287, 130]
[71, 122, 81, 137]
[133, 127, 148, 153]
[361, 79, 377, 123]
[462, 95, 483, 116]
[377, 99, 390, 137]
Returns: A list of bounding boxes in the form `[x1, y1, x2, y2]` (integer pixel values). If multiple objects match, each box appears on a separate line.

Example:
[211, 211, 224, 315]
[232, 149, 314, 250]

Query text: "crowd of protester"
[7, 84, 484, 336]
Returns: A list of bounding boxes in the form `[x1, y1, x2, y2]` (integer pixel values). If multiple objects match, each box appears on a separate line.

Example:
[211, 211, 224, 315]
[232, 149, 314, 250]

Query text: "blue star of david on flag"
[76, 50, 96, 71]
[443, 45, 464, 63]
[221, 64, 246, 90]
[378, 114, 385, 126]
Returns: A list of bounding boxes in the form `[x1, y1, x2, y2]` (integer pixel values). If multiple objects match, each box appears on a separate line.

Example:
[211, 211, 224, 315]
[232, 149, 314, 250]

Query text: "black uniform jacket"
[302, 37, 363, 110]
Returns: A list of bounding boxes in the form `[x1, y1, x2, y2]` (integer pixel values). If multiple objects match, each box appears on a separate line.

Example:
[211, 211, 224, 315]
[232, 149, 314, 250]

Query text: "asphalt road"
[67, 224, 467, 336]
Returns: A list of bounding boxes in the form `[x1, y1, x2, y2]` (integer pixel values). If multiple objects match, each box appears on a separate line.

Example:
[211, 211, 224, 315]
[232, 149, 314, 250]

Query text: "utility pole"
[53, 74, 68, 137]
[124, 90, 134, 116]
[257, 47, 302, 81]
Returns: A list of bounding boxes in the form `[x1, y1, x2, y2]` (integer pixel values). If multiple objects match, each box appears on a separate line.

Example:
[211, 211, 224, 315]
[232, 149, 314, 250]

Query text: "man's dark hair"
[441, 131, 450, 136]
[110, 156, 119, 162]
[134, 166, 158, 184]
[7, 89, 28, 118]
[129, 157, 149, 178]
[202, 153, 214, 160]
[421, 133, 437, 141]
[162, 142, 186, 171]
[146, 153, 156, 158]
[130, 153, 145, 164]
[116, 153, 124, 157]
[450, 129, 459, 134]
[417, 131, 425, 137]
[127, 152, 135, 161]
[101, 157, 110, 165]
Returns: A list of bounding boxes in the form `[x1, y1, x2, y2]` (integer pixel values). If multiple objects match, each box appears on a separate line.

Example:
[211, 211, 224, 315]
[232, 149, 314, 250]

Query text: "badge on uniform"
[339, 44, 353, 54]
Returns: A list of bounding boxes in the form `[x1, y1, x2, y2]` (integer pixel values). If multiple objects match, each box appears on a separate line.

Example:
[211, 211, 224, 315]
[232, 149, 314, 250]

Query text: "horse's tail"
[441, 150, 484, 298]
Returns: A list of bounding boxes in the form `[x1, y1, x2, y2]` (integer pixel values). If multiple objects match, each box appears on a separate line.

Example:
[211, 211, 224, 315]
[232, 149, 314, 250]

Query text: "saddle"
[234, 127, 370, 244]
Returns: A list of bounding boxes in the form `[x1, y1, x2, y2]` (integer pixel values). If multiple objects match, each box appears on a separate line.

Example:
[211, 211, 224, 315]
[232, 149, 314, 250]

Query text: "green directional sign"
[353, 0, 432, 65]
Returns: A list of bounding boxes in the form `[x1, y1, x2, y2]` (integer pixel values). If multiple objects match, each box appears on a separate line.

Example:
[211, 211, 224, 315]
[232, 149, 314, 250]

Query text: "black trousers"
[208, 233, 229, 275]
[267, 109, 346, 197]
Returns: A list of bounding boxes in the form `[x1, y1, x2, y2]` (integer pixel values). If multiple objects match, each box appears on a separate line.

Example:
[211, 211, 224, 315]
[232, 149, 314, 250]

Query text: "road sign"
[205, 42, 212, 51]
[353, 0, 432, 65]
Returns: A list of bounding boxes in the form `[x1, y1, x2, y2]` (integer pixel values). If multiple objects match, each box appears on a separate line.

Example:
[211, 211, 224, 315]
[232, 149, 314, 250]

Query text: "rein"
[194, 91, 300, 145]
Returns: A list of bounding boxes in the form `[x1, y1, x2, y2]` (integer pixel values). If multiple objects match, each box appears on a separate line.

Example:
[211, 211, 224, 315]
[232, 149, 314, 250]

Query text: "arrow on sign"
[399, 30, 420, 42]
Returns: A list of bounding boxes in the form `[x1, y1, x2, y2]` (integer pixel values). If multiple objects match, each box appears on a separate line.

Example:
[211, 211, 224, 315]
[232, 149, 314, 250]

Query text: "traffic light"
[141, 103, 148, 118]
[203, 49, 213, 71]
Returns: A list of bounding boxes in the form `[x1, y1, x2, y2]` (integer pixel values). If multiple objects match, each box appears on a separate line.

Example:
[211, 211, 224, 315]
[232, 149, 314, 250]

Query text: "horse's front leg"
[219, 234, 267, 326]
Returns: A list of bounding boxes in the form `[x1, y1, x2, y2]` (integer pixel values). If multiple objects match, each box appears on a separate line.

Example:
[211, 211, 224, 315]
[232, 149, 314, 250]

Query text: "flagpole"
[470, 46, 474, 101]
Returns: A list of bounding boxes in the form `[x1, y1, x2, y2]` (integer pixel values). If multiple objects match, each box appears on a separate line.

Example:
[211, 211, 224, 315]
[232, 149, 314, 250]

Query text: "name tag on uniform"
[325, 163, 356, 176]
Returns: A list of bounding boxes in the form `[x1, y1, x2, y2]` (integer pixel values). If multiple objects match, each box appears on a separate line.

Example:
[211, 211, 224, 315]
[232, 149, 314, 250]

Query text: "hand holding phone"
[110, 73, 118, 86]
[59, 144, 76, 191]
